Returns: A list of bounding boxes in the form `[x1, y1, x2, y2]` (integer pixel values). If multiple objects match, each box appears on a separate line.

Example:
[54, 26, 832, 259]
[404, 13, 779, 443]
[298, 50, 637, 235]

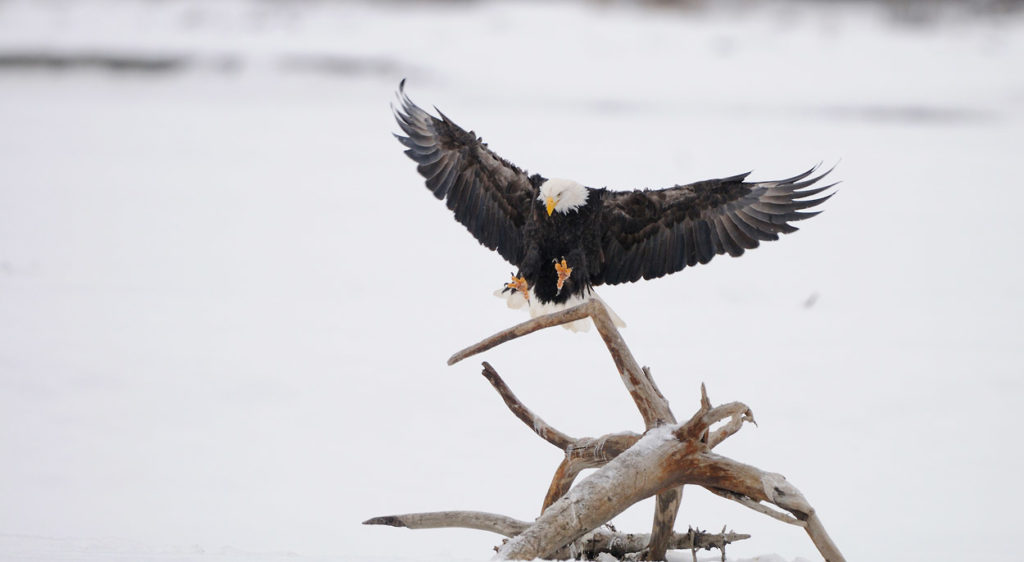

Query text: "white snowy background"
[1, 1, 1022, 561]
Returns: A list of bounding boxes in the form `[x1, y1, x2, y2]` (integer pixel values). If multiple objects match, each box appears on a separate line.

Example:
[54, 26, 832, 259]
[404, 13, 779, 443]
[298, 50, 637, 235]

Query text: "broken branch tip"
[363, 516, 407, 528]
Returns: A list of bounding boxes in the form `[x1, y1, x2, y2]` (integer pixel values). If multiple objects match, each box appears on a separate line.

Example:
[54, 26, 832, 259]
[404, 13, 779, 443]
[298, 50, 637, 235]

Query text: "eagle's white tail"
[494, 288, 626, 332]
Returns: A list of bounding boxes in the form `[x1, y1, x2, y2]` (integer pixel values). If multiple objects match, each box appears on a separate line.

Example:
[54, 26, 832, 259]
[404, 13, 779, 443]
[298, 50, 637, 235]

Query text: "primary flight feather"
[393, 81, 835, 330]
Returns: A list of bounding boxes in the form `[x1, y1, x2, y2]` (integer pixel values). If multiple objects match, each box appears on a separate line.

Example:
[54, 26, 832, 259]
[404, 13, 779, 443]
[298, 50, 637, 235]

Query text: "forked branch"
[481, 361, 574, 450]
[451, 301, 673, 429]
[456, 301, 682, 559]
[480, 361, 639, 511]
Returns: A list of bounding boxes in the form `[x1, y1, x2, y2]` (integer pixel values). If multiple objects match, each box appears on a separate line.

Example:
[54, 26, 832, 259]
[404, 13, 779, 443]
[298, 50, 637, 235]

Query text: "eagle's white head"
[538, 178, 588, 216]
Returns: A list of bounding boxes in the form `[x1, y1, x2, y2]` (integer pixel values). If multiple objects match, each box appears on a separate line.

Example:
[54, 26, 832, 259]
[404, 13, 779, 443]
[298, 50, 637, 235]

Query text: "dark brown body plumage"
[519, 188, 607, 304]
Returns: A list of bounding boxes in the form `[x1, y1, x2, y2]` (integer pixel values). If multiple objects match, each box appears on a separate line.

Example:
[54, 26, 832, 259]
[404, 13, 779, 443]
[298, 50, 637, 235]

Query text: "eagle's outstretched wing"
[393, 81, 539, 264]
[596, 167, 835, 285]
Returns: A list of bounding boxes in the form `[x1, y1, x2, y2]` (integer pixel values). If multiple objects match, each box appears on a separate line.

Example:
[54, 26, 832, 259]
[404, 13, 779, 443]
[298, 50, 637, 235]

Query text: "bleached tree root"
[367, 300, 846, 561]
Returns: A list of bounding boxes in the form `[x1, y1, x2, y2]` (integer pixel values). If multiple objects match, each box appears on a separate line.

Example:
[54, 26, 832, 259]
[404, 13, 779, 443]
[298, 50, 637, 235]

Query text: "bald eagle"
[393, 81, 834, 330]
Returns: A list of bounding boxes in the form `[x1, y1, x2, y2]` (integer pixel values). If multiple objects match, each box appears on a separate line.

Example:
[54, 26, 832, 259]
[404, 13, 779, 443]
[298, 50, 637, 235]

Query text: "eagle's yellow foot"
[504, 275, 530, 301]
[555, 258, 573, 293]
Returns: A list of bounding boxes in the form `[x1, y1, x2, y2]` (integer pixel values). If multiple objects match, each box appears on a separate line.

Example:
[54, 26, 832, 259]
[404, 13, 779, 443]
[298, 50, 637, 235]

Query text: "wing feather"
[669, 221, 685, 271]
[597, 166, 835, 284]
[694, 220, 715, 264]
[732, 209, 780, 241]
[679, 220, 695, 268]
[721, 213, 760, 249]
[647, 230, 665, 279]
[393, 81, 537, 264]
[735, 209, 784, 237]
[714, 215, 744, 258]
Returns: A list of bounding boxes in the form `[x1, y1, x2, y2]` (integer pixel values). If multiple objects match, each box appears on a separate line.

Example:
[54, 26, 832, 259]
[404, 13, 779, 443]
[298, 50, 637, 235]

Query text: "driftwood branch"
[447, 303, 593, 366]
[451, 302, 672, 427]
[648, 487, 683, 561]
[495, 413, 844, 561]
[482, 361, 641, 512]
[458, 302, 681, 558]
[572, 526, 750, 560]
[804, 512, 845, 562]
[362, 511, 750, 559]
[707, 488, 803, 526]
[481, 361, 575, 450]
[363, 511, 528, 537]
[587, 301, 675, 429]
[473, 315, 681, 559]
[369, 301, 846, 561]
[584, 303, 681, 559]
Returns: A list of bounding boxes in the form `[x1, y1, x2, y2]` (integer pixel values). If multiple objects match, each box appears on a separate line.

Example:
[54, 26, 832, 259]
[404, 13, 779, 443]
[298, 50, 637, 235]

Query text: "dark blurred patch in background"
[0, 0, 1019, 78]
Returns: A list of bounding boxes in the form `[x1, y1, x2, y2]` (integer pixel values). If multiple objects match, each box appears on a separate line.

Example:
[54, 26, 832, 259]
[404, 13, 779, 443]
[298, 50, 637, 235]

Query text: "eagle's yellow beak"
[545, 197, 557, 216]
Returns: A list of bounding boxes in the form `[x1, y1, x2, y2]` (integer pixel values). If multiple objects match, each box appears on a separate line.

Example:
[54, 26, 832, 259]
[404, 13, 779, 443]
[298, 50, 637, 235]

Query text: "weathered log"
[494, 424, 700, 559]
[572, 527, 751, 560]
[362, 511, 750, 559]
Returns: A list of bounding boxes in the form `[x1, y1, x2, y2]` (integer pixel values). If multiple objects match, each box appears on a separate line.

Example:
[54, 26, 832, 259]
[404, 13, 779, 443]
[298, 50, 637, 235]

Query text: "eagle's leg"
[554, 258, 573, 294]
[504, 273, 530, 301]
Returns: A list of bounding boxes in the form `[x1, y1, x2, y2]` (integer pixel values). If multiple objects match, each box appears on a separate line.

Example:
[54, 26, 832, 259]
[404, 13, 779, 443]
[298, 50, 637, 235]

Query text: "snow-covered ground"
[1, 1, 1022, 561]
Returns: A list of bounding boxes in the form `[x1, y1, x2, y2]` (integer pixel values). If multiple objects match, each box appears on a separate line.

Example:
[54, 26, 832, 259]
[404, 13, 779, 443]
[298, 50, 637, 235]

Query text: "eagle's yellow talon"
[505, 275, 530, 301]
[555, 259, 573, 292]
